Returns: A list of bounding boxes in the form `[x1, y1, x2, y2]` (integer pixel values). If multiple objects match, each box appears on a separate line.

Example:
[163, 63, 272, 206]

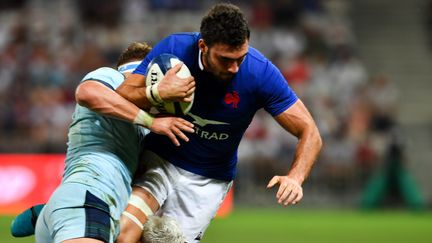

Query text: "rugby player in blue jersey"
[22, 42, 195, 243]
[116, 3, 322, 243]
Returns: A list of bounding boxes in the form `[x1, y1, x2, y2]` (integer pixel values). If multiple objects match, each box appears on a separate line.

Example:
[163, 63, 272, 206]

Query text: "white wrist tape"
[122, 211, 143, 230]
[151, 82, 163, 103]
[128, 194, 154, 217]
[146, 85, 159, 106]
[145, 83, 163, 105]
[133, 110, 154, 128]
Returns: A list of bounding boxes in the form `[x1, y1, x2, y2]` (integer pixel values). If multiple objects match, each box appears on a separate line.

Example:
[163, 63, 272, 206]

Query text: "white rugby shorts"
[134, 150, 232, 243]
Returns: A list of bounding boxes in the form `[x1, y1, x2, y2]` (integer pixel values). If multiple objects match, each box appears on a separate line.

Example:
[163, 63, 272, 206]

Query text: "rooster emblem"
[224, 91, 240, 108]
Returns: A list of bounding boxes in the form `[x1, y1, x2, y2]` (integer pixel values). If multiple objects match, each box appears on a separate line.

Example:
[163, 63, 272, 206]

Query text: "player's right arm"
[76, 80, 194, 146]
[116, 62, 195, 108]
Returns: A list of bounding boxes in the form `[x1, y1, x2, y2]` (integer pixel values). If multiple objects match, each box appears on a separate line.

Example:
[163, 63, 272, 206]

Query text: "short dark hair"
[116, 42, 152, 67]
[200, 3, 250, 48]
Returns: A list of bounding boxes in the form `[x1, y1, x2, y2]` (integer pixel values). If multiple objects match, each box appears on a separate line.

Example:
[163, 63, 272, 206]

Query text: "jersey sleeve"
[133, 35, 176, 76]
[260, 61, 298, 116]
[81, 67, 125, 90]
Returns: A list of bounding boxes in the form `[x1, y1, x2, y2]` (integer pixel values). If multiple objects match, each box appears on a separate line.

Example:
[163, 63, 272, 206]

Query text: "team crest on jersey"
[224, 91, 240, 108]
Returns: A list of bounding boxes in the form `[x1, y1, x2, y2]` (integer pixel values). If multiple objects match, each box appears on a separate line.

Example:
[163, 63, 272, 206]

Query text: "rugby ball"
[145, 54, 194, 116]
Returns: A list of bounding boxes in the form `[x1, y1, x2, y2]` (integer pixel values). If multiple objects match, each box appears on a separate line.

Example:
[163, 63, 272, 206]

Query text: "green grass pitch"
[1, 208, 431, 243]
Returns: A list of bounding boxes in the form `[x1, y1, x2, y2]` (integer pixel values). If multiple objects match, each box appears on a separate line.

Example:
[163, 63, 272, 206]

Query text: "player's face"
[200, 39, 248, 82]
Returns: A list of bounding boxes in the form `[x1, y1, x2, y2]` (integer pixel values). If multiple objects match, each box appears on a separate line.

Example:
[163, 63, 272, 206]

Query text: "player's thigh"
[162, 171, 232, 243]
[49, 205, 113, 243]
[37, 184, 115, 243]
[35, 206, 52, 243]
[134, 151, 180, 206]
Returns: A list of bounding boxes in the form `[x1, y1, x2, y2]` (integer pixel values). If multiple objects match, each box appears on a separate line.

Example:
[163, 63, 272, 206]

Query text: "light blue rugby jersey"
[64, 67, 148, 180]
[134, 33, 298, 181]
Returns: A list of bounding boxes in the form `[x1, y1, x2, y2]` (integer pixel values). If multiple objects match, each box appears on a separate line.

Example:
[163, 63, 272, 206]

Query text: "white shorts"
[135, 150, 232, 243]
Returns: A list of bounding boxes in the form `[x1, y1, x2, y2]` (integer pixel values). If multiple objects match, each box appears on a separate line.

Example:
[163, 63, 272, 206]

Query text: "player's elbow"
[309, 123, 323, 153]
[299, 120, 323, 153]
[315, 128, 323, 152]
[75, 84, 90, 107]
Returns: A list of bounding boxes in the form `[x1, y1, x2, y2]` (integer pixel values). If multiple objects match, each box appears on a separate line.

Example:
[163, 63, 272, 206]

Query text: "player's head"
[141, 215, 185, 243]
[199, 3, 250, 82]
[117, 42, 152, 75]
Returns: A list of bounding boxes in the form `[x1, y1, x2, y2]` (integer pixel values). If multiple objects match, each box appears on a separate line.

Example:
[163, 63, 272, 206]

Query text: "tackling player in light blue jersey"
[116, 4, 322, 243]
[31, 42, 195, 243]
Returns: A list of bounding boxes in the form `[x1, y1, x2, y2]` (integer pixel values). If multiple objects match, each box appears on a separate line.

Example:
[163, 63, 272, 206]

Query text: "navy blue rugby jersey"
[134, 32, 298, 181]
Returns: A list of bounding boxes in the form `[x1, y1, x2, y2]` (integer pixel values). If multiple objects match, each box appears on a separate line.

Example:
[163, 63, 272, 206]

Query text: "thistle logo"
[224, 91, 240, 108]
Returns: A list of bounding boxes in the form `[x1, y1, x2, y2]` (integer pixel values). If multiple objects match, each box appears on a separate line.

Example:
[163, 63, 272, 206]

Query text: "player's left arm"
[267, 99, 322, 205]
[76, 80, 144, 124]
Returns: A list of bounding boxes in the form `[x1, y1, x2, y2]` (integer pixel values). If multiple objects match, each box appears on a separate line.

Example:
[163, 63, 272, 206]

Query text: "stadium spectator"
[361, 136, 426, 210]
[116, 3, 322, 243]
[366, 74, 398, 133]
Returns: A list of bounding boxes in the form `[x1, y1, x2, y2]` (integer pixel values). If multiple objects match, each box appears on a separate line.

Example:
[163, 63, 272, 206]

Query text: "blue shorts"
[35, 183, 117, 243]
[35, 152, 133, 242]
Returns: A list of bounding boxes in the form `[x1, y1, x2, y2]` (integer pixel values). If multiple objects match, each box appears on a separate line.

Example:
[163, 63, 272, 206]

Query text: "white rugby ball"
[145, 54, 194, 116]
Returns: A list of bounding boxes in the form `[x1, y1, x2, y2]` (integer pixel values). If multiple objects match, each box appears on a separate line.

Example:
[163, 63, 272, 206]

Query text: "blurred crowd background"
[0, 0, 431, 209]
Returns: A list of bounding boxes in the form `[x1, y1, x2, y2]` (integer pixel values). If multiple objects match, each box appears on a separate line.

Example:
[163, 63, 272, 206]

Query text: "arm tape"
[150, 82, 163, 103]
[122, 211, 143, 230]
[128, 194, 154, 217]
[146, 85, 160, 106]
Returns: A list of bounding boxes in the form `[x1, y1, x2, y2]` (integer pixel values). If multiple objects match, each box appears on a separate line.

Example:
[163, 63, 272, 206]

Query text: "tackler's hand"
[150, 116, 194, 146]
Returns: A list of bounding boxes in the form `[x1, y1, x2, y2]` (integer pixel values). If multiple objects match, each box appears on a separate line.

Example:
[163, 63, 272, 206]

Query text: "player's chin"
[217, 73, 235, 82]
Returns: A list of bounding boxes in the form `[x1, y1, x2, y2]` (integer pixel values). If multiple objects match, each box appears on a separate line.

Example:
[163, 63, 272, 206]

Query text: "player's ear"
[198, 39, 207, 53]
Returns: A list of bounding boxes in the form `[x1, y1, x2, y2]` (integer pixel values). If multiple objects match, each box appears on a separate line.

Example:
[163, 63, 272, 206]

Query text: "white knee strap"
[122, 211, 143, 230]
[128, 194, 154, 217]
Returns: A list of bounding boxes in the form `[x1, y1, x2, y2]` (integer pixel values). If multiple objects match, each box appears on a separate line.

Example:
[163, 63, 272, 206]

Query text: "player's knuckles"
[290, 187, 301, 196]
[280, 192, 291, 202]
[162, 129, 172, 136]
[292, 190, 302, 200]
[281, 181, 290, 188]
